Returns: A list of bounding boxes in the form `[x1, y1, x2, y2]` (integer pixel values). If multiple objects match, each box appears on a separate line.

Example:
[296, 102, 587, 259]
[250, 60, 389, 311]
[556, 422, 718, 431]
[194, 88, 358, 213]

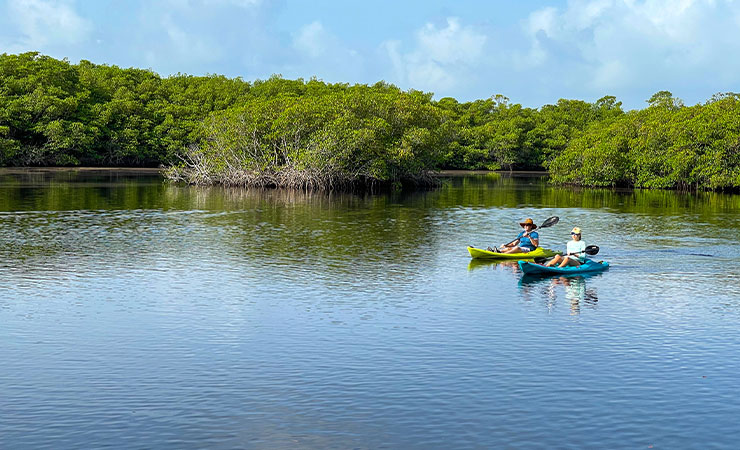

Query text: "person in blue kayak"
[545, 227, 586, 267]
[488, 218, 539, 253]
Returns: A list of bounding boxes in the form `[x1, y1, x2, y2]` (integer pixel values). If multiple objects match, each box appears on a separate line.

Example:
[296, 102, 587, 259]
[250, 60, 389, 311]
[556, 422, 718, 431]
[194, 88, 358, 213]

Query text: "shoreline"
[2, 168, 733, 193]
[437, 170, 549, 176]
[0, 167, 548, 176]
[0, 167, 163, 175]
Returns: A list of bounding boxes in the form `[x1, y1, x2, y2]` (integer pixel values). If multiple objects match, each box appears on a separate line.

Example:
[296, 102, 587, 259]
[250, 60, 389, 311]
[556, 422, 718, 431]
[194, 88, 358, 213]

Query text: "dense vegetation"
[2, 52, 739, 190]
[550, 91, 740, 189]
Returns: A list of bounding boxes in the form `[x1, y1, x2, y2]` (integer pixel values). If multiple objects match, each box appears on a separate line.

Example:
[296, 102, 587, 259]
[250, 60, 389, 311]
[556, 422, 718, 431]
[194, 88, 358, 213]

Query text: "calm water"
[2, 169, 740, 449]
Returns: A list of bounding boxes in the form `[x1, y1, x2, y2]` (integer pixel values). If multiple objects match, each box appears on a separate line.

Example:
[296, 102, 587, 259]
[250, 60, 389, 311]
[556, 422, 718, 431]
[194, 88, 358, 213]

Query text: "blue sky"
[2, 0, 740, 109]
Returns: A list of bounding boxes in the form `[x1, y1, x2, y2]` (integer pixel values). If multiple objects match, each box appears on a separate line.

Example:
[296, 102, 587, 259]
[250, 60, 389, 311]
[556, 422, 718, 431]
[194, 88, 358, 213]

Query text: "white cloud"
[292, 20, 361, 64]
[526, 7, 558, 37]
[287, 20, 365, 81]
[520, 0, 740, 92]
[415, 17, 487, 65]
[381, 40, 404, 83]
[165, 0, 262, 9]
[207, 0, 261, 7]
[161, 14, 222, 62]
[6, 0, 92, 49]
[293, 21, 328, 58]
[129, 0, 277, 77]
[382, 17, 487, 93]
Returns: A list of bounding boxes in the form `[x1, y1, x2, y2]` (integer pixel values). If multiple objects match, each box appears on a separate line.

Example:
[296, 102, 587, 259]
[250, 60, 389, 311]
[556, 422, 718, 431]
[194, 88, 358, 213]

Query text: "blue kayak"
[518, 259, 609, 275]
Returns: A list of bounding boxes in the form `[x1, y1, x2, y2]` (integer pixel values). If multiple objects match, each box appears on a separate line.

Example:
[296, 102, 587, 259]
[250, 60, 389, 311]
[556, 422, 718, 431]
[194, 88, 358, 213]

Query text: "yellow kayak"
[467, 246, 559, 260]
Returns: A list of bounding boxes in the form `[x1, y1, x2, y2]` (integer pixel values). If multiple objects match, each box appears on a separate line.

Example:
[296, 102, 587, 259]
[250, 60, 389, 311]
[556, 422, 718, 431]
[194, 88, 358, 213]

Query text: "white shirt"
[566, 240, 586, 261]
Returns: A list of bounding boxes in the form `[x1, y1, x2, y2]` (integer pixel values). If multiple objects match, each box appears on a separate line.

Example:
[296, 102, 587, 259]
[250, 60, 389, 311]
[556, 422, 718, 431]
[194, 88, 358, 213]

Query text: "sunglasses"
[571, 232, 581, 236]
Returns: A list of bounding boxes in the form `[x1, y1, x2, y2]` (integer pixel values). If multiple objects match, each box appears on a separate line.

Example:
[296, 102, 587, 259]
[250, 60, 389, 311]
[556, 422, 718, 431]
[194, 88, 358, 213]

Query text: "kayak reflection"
[467, 258, 531, 273]
[519, 273, 601, 315]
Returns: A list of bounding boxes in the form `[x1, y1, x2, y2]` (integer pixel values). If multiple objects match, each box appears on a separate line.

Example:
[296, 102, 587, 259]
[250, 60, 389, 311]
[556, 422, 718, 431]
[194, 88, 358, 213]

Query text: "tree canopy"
[2, 52, 739, 190]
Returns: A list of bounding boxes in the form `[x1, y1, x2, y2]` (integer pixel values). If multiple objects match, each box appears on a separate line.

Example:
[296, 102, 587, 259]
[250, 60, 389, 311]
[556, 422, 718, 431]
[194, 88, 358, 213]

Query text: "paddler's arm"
[502, 238, 519, 248]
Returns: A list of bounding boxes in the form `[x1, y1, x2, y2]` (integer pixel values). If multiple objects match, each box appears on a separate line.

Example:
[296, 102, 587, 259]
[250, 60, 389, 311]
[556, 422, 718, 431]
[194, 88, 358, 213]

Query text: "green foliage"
[172, 86, 448, 187]
[549, 116, 632, 187]
[0, 52, 252, 166]
[2, 52, 740, 190]
[434, 95, 622, 171]
[646, 90, 684, 110]
[550, 94, 740, 190]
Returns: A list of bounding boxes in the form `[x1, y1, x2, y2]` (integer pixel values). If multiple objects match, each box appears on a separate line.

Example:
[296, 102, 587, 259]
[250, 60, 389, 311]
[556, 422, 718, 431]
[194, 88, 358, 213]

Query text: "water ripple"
[2, 172, 740, 448]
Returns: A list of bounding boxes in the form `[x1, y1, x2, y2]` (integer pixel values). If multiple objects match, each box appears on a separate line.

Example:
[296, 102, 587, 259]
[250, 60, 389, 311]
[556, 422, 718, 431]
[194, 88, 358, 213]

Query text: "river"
[1, 169, 739, 448]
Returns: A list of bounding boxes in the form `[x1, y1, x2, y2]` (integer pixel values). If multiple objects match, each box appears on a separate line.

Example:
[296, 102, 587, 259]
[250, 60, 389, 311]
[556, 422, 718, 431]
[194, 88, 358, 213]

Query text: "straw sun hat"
[519, 218, 537, 229]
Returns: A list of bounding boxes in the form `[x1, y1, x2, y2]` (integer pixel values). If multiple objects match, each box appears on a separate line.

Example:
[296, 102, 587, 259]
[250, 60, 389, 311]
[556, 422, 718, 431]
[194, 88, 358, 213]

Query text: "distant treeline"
[2, 52, 739, 189]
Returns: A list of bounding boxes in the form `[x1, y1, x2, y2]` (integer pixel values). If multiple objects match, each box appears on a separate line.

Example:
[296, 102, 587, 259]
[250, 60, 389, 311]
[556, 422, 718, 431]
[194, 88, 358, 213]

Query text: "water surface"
[1, 169, 739, 448]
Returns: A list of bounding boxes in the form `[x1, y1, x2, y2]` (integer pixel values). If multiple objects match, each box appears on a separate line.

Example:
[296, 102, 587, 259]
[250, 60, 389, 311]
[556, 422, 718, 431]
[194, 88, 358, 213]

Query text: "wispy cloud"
[160, 14, 222, 62]
[289, 20, 364, 81]
[129, 0, 281, 76]
[519, 0, 740, 93]
[382, 17, 487, 93]
[3, 1, 740, 108]
[293, 21, 330, 58]
[165, 0, 262, 9]
[4, 0, 92, 51]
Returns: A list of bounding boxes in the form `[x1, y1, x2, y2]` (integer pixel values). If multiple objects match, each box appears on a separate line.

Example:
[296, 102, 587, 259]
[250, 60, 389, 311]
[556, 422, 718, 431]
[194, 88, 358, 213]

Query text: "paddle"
[534, 245, 599, 264]
[569, 245, 600, 257]
[502, 216, 559, 247]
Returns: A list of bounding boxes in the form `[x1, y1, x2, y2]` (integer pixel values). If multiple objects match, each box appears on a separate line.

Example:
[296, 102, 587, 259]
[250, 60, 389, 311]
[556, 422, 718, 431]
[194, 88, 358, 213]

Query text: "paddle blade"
[584, 245, 599, 255]
[538, 216, 559, 229]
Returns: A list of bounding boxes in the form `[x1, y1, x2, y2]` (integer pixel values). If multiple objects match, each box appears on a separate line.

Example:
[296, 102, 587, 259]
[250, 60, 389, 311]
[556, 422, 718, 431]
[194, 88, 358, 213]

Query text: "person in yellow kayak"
[545, 227, 586, 267]
[488, 218, 539, 254]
